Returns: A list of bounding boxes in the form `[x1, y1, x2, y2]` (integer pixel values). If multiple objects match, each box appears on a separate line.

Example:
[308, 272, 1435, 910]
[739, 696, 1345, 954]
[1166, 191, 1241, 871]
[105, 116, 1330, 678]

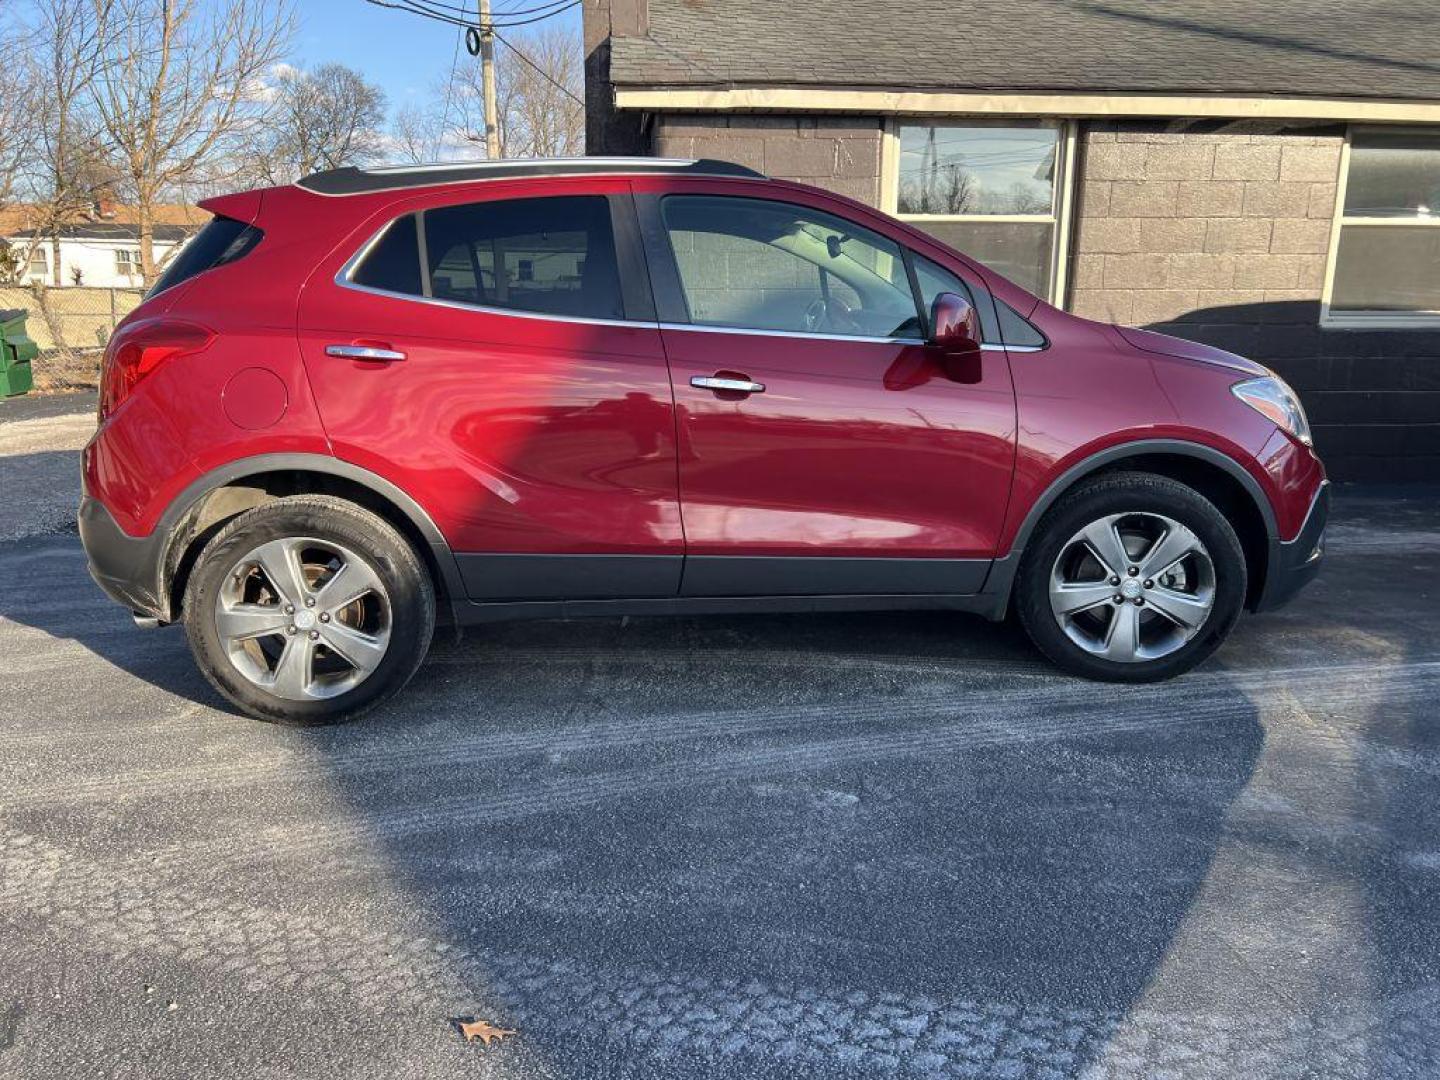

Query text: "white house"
[4, 222, 191, 288]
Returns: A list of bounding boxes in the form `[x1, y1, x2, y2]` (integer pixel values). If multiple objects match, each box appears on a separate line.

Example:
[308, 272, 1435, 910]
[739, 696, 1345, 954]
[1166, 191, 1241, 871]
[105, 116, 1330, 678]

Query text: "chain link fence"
[0, 285, 146, 390]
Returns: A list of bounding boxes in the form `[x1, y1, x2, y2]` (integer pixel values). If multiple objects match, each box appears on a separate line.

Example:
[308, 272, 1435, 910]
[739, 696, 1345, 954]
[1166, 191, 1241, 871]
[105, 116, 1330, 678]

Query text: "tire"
[183, 495, 435, 724]
[1014, 471, 1247, 683]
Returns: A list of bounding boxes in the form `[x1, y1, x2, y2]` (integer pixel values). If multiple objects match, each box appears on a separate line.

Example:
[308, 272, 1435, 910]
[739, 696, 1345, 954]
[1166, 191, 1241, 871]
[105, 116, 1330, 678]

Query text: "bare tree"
[390, 102, 445, 166]
[89, 0, 293, 285]
[899, 164, 976, 215]
[22, 0, 108, 286]
[400, 25, 583, 162]
[252, 63, 387, 185]
[0, 14, 37, 216]
[1001, 180, 1051, 215]
[940, 165, 977, 214]
[0, 243, 22, 286]
[495, 26, 584, 159]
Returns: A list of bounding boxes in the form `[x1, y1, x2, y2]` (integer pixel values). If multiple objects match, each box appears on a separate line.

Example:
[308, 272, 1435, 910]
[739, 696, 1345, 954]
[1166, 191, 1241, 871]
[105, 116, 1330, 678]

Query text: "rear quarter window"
[349, 213, 421, 295]
[148, 216, 262, 298]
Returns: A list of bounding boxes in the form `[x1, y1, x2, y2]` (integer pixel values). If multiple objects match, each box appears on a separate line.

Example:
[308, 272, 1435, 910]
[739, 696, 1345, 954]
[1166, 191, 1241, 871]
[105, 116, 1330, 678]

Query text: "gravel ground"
[2, 397, 1439, 1078]
[0, 391, 95, 541]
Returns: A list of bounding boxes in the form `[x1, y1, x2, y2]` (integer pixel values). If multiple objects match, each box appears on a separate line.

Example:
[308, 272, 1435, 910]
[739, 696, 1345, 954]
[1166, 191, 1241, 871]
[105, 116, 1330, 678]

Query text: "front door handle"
[691, 375, 765, 394]
[325, 344, 407, 362]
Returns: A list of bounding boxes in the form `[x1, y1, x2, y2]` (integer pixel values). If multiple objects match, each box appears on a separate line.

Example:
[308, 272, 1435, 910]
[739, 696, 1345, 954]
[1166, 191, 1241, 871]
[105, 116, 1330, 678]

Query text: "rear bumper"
[78, 496, 168, 620]
[1253, 480, 1329, 613]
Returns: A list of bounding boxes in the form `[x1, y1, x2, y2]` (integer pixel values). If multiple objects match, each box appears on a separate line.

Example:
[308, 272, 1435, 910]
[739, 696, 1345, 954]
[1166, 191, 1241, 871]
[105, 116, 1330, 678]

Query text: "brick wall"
[1072, 120, 1440, 482]
[652, 114, 884, 205]
[1070, 121, 1341, 327]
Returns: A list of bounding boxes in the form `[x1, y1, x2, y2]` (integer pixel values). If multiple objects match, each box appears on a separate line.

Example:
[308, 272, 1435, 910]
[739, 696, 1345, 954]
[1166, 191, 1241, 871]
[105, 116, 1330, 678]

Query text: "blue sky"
[296, 0, 582, 119]
[9, 0, 582, 125]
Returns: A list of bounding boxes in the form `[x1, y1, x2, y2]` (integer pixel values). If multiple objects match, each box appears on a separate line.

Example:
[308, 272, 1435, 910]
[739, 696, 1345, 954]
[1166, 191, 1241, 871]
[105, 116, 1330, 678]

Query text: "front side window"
[896, 120, 1065, 300]
[661, 195, 922, 339]
[1328, 127, 1440, 321]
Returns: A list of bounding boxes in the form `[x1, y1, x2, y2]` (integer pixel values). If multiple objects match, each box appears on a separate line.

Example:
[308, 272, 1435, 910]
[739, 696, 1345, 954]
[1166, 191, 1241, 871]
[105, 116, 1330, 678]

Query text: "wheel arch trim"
[1006, 439, 1278, 557]
[977, 439, 1279, 621]
[157, 453, 464, 619]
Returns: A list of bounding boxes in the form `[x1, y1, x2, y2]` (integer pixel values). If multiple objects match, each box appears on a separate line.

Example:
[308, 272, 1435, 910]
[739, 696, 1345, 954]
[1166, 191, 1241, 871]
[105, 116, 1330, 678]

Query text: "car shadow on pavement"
[0, 534, 216, 705]
[303, 609, 1266, 1076]
[2, 531, 1267, 1077]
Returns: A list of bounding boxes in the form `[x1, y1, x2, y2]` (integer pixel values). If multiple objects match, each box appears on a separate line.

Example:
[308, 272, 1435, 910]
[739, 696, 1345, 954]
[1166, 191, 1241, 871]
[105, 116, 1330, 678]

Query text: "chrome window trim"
[658, 322, 923, 345]
[658, 324, 1042, 350]
[338, 277, 655, 331]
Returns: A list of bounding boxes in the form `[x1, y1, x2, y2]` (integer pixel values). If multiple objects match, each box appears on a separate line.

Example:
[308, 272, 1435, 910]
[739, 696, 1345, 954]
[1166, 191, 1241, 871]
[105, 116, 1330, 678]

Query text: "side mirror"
[930, 292, 982, 355]
[928, 292, 983, 383]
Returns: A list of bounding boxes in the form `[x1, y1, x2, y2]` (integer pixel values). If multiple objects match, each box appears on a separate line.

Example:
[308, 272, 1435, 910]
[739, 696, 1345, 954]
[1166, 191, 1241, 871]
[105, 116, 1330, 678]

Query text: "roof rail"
[296, 157, 765, 196]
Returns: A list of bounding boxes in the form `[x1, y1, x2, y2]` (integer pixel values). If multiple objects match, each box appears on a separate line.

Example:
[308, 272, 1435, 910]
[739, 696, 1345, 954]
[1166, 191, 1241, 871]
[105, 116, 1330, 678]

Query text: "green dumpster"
[0, 308, 37, 397]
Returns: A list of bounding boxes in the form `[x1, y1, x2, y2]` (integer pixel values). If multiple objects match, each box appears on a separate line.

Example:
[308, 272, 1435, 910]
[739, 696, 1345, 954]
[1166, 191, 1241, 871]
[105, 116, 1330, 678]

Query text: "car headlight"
[1232, 376, 1312, 447]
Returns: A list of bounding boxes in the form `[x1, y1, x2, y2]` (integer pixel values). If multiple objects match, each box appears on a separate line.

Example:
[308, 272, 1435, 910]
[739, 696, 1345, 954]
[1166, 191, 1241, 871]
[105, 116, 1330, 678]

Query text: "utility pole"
[478, 0, 501, 159]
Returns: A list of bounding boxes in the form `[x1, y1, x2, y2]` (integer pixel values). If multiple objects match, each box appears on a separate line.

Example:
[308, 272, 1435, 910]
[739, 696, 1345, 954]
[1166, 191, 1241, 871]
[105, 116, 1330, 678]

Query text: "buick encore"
[79, 158, 1328, 723]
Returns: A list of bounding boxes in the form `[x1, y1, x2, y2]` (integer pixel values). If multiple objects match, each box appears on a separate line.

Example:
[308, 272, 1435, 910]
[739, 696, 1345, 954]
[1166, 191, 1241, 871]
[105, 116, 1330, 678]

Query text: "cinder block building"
[584, 0, 1440, 480]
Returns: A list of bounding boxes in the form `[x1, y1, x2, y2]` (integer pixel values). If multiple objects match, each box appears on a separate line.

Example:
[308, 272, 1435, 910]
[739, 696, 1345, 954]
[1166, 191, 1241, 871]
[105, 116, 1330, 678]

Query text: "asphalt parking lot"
[3, 393, 1439, 1079]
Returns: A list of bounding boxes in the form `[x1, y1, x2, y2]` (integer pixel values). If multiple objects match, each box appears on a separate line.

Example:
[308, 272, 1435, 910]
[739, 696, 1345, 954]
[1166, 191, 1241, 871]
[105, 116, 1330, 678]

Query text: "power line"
[435, 0, 468, 158]
[493, 29, 583, 108]
[402, 0, 573, 16]
[380, 0, 573, 22]
[362, 0, 580, 29]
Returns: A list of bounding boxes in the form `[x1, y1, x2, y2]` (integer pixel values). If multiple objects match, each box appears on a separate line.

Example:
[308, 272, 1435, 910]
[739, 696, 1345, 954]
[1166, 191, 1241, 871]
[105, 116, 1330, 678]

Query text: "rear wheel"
[183, 495, 435, 724]
[1014, 472, 1247, 682]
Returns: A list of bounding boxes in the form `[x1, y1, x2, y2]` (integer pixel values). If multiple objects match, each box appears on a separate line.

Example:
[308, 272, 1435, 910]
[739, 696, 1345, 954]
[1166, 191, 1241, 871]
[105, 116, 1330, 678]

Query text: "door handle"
[325, 344, 407, 362]
[691, 375, 765, 394]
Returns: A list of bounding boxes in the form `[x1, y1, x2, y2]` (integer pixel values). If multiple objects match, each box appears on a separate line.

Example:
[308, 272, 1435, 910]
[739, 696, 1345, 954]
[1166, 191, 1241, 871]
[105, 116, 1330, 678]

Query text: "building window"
[115, 248, 141, 276]
[26, 246, 48, 281]
[1325, 127, 1440, 325]
[891, 119, 1073, 302]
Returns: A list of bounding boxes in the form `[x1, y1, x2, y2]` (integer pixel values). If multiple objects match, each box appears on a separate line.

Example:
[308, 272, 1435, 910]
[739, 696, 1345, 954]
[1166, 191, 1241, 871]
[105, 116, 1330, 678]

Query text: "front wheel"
[1015, 472, 1247, 682]
[183, 495, 435, 724]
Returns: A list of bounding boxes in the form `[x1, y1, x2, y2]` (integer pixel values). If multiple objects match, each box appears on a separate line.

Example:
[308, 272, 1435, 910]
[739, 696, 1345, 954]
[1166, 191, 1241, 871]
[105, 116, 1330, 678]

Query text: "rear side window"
[425, 195, 622, 321]
[148, 215, 262, 298]
[350, 213, 421, 295]
[348, 195, 624, 322]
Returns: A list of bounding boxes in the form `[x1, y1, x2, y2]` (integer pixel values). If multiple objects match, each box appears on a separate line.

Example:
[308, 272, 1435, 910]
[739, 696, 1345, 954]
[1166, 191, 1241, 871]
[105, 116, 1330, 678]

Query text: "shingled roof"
[609, 0, 1440, 102]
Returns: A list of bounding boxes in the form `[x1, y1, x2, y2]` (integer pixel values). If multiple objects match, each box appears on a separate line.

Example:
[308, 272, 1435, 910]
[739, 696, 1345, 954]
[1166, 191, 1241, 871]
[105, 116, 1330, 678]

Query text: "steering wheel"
[803, 295, 862, 335]
[804, 297, 829, 333]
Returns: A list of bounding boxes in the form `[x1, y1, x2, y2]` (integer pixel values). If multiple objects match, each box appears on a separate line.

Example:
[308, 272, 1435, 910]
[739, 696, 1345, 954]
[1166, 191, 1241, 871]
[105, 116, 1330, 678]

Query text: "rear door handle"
[691, 375, 765, 394]
[325, 344, 407, 362]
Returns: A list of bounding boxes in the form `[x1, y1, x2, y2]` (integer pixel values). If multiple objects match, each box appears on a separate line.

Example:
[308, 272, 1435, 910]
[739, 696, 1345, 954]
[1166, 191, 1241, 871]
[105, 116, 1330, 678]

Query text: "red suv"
[80, 158, 1327, 723]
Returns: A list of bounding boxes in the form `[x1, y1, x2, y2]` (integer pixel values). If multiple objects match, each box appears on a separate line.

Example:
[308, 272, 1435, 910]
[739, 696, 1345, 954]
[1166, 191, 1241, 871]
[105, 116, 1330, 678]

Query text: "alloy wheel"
[1048, 512, 1216, 663]
[214, 536, 392, 700]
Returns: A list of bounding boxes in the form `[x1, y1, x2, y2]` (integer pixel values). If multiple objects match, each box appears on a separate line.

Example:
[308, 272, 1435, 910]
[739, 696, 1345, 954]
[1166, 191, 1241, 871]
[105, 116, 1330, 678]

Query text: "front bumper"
[1253, 480, 1329, 613]
[78, 496, 168, 620]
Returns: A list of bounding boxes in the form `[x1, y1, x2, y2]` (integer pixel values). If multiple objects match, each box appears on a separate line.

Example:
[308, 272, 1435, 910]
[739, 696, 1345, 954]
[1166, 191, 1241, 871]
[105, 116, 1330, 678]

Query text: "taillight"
[99, 318, 214, 419]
